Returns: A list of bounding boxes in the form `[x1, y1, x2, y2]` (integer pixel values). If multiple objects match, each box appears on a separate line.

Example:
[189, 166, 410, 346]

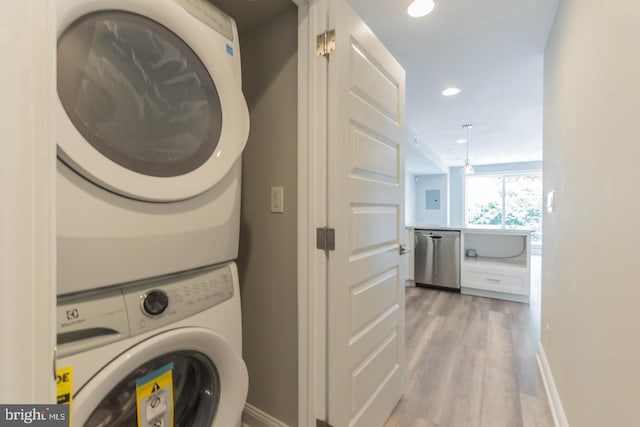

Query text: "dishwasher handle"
[432, 236, 439, 277]
[417, 232, 443, 239]
[418, 233, 441, 277]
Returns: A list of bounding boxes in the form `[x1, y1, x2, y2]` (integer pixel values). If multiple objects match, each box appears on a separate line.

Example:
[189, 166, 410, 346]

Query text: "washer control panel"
[56, 289, 130, 358]
[124, 264, 234, 336]
[56, 264, 234, 357]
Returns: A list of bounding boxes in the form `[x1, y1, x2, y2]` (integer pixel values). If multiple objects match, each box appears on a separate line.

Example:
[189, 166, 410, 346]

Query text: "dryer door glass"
[57, 11, 223, 177]
[84, 351, 219, 426]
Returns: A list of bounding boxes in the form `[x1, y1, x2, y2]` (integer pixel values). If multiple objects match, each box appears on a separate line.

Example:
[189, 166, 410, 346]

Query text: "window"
[465, 172, 542, 244]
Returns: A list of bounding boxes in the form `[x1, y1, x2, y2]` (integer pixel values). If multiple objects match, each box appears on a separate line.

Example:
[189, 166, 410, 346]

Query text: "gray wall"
[448, 161, 543, 227]
[238, 6, 298, 425]
[414, 174, 448, 226]
[543, 1, 640, 425]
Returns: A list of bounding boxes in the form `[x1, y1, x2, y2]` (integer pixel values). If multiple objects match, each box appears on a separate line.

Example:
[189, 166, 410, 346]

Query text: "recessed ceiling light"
[407, 0, 435, 18]
[456, 139, 466, 144]
[442, 87, 461, 96]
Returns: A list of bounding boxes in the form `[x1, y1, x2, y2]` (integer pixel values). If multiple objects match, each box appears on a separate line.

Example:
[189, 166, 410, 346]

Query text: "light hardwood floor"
[385, 256, 553, 427]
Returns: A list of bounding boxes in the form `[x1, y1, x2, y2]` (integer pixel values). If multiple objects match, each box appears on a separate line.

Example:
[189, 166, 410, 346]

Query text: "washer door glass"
[84, 351, 219, 426]
[57, 11, 223, 177]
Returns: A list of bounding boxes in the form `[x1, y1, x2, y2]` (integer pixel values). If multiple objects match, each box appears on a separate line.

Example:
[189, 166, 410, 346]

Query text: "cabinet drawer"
[462, 269, 528, 295]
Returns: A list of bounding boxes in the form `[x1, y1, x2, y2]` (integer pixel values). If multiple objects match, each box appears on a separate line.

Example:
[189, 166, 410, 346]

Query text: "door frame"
[0, 0, 57, 403]
[294, 0, 329, 426]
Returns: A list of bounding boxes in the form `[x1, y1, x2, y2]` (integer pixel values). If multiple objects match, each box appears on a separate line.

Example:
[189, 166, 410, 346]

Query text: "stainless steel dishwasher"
[415, 229, 460, 290]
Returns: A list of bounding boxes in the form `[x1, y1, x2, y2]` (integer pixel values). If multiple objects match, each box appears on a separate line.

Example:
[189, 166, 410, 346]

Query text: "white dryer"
[56, 262, 248, 427]
[56, 0, 250, 295]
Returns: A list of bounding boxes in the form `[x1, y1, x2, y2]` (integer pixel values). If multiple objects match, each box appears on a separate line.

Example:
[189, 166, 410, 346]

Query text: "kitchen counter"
[406, 226, 532, 303]
[407, 225, 533, 235]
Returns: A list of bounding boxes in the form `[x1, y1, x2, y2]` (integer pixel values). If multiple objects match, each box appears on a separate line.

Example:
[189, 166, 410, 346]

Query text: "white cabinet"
[460, 230, 531, 303]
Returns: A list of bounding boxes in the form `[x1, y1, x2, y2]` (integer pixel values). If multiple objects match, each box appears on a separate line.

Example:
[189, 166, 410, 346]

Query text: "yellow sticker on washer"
[56, 365, 73, 426]
[135, 362, 174, 427]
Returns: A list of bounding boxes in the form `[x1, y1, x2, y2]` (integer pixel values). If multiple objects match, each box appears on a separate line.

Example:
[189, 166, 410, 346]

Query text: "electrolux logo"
[60, 308, 85, 328]
[0, 405, 68, 426]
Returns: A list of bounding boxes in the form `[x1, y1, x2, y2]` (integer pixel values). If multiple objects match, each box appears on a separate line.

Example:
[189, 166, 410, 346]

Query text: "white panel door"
[326, 0, 406, 425]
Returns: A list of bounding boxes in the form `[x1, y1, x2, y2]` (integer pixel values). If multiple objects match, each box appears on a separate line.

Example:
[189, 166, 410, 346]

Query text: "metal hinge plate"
[316, 29, 336, 56]
[316, 227, 336, 251]
[316, 420, 334, 427]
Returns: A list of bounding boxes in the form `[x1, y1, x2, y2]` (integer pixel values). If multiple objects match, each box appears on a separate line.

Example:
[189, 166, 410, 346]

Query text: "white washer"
[56, 0, 250, 295]
[56, 262, 248, 427]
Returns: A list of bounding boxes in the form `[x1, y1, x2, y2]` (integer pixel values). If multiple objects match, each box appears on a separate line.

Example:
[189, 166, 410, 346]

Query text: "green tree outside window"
[466, 173, 542, 243]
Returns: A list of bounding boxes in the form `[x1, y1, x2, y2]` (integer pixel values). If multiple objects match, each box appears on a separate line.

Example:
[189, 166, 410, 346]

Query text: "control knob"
[142, 290, 169, 317]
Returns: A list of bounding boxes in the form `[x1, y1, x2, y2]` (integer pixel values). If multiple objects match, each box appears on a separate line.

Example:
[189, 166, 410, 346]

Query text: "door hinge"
[316, 227, 335, 251]
[316, 29, 336, 56]
[316, 420, 334, 427]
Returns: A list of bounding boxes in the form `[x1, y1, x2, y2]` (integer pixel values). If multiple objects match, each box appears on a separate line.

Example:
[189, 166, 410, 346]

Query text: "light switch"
[546, 190, 555, 212]
[271, 186, 284, 213]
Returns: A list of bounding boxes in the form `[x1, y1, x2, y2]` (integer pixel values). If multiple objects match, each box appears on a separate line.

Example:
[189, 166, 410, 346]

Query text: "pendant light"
[463, 124, 474, 174]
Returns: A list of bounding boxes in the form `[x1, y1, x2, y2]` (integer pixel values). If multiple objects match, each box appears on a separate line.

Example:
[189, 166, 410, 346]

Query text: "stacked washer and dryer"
[55, 0, 250, 426]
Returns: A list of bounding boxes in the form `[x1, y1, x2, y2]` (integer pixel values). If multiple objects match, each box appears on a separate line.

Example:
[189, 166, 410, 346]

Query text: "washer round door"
[56, 0, 249, 202]
[71, 328, 248, 427]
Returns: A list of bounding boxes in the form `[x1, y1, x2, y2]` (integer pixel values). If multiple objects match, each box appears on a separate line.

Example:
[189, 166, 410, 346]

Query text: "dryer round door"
[71, 328, 248, 427]
[56, 0, 249, 202]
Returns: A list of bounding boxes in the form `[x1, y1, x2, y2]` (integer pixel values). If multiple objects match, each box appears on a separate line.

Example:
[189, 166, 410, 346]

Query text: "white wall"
[414, 174, 448, 226]
[448, 167, 464, 227]
[404, 171, 416, 225]
[542, 1, 640, 425]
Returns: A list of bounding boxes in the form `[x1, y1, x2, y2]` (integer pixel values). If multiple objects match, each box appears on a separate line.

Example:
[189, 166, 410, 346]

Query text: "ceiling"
[212, 0, 559, 174]
[347, 0, 559, 173]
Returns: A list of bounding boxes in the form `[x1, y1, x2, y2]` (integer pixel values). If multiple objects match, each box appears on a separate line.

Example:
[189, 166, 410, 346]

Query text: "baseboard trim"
[460, 287, 529, 304]
[242, 403, 290, 427]
[537, 342, 569, 427]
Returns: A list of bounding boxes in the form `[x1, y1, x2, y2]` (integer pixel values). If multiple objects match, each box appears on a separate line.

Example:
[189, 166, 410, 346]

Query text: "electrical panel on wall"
[426, 190, 440, 210]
